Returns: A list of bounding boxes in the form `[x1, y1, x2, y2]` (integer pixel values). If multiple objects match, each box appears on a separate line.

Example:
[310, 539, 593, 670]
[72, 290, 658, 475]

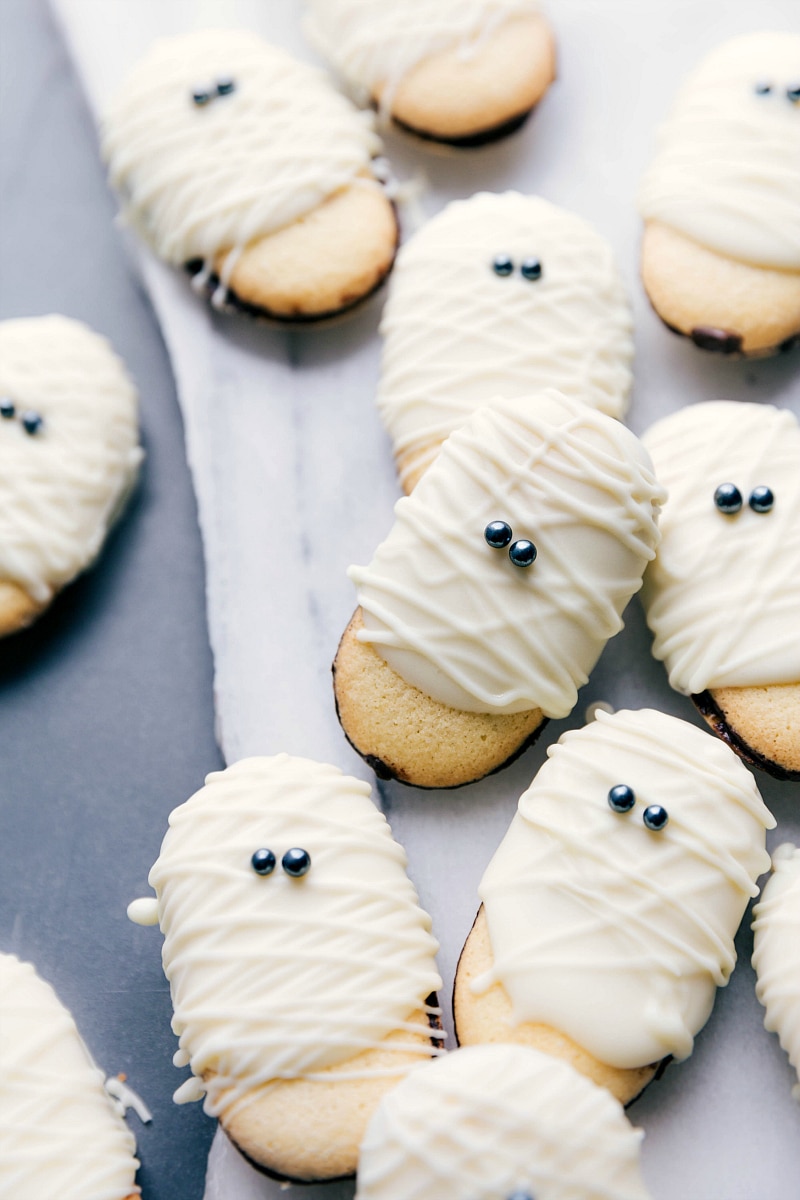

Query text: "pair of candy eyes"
[484, 521, 537, 568]
[755, 81, 800, 102]
[608, 784, 668, 831]
[0, 398, 43, 435]
[251, 847, 311, 877]
[714, 484, 774, 515]
[492, 254, 543, 281]
[192, 77, 236, 106]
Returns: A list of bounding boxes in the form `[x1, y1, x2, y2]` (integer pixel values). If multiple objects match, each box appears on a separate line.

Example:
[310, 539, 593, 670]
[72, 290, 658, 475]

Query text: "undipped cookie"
[752, 843, 800, 1099]
[454, 708, 774, 1104]
[638, 32, 800, 356]
[305, 0, 556, 146]
[102, 29, 397, 321]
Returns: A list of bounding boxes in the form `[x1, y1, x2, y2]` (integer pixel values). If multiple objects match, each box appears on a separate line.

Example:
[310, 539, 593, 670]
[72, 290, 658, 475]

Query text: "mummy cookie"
[127, 755, 443, 1182]
[638, 32, 800, 356]
[0, 315, 143, 637]
[305, 1, 555, 146]
[0, 953, 141, 1200]
[752, 844, 800, 1099]
[356, 1044, 650, 1200]
[454, 708, 774, 1104]
[641, 401, 800, 780]
[378, 192, 634, 491]
[334, 390, 664, 789]
[102, 29, 397, 321]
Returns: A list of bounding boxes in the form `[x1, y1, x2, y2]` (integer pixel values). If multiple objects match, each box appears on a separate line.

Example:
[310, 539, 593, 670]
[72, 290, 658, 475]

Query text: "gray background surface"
[0, 2, 221, 1194]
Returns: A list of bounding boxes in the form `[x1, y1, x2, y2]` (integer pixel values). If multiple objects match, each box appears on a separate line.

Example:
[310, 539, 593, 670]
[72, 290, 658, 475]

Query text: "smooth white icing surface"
[641, 400, 800, 694]
[102, 29, 381, 270]
[0, 953, 139, 1200]
[752, 844, 800, 1099]
[474, 708, 774, 1070]
[356, 1044, 650, 1200]
[305, 0, 540, 109]
[350, 391, 664, 718]
[377, 193, 633, 488]
[638, 31, 800, 269]
[0, 315, 143, 606]
[130, 755, 442, 1119]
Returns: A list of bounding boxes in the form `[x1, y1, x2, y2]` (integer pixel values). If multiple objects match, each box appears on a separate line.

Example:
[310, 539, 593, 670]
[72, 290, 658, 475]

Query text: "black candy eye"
[192, 84, 214, 106]
[251, 848, 276, 875]
[508, 539, 537, 568]
[216, 76, 236, 96]
[608, 783, 636, 813]
[282, 847, 311, 877]
[754, 81, 772, 94]
[643, 804, 669, 832]
[714, 483, 742, 514]
[788, 84, 800, 103]
[520, 258, 542, 281]
[485, 520, 513, 549]
[749, 485, 774, 513]
[21, 411, 43, 436]
[492, 253, 513, 277]
[507, 1193, 535, 1200]
[0, 397, 15, 419]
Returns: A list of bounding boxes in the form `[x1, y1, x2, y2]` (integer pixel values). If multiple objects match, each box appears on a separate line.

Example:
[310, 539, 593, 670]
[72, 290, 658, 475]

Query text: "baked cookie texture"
[0, 953, 141, 1200]
[0, 315, 143, 638]
[305, 0, 555, 145]
[638, 31, 800, 356]
[377, 192, 634, 492]
[356, 1043, 650, 1200]
[335, 390, 664, 789]
[454, 708, 774, 1104]
[102, 29, 397, 321]
[127, 755, 443, 1182]
[641, 401, 800, 780]
[752, 843, 800, 1099]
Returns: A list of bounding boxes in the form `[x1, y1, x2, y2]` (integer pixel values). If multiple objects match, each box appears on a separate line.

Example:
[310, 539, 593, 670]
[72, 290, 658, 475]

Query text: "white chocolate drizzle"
[356, 1044, 650, 1200]
[378, 192, 633, 489]
[0, 953, 140, 1200]
[474, 708, 773, 1069]
[131, 755, 442, 1120]
[350, 391, 664, 718]
[752, 843, 800, 1099]
[0, 315, 143, 605]
[102, 29, 382, 276]
[305, 0, 540, 114]
[638, 31, 800, 269]
[641, 401, 800, 694]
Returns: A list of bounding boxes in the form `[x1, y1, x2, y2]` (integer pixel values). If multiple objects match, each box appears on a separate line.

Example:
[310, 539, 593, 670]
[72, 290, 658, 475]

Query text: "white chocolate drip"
[0, 315, 143, 605]
[752, 844, 800, 1099]
[641, 401, 800, 694]
[135, 755, 442, 1119]
[0, 954, 140, 1200]
[377, 193, 633, 488]
[102, 29, 381, 269]
[474, 708, 773, 1069]
[356, 1044, 650, 1200]
[305, 0, 540, 112]
[638, 31, 800, 269]
[350, 391, 663, 718]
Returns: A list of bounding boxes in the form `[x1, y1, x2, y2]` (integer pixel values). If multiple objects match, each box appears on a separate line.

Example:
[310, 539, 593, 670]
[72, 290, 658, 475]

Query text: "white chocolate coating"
[638, 31, 800, 270]
[752, 844, 800, 1099]
[0, 315, 143, 605]
[350, 391, 664, 718]
[0, 953, 139, 1200]
[378, 192, 634, 488]
[641, 401, 800, 695]
[102, 29, 381, 269]
[474, 708, 773, 1070]
[305, 0, 540, 107]
[129, 755, 442, 1119]
[356, 1044, 650, 1200]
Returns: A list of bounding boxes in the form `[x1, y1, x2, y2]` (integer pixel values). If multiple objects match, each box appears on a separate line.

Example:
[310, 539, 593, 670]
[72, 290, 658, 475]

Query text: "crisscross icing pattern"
[752, 844, 800, 1099]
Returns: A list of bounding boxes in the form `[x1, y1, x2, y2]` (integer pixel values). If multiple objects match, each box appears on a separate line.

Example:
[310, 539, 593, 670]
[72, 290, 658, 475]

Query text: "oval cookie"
[335, 390, 664, 788]
[638, 31, 800, 356]
[378, 192, 634, 491]
[0, 314, 143, 637]
[752, 843, 800, 1098]
[454, 707, 774, 1103]
[127, 754, 443, 1182]
[102, 29, 397, 321]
